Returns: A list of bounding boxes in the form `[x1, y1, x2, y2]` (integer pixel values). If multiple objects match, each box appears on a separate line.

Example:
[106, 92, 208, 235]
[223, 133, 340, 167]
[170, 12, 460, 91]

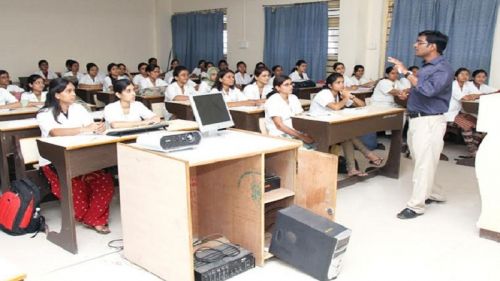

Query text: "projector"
[136, 130, 202, 152]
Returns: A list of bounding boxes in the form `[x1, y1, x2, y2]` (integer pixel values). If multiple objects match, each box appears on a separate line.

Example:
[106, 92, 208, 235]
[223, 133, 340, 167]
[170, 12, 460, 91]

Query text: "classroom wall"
[0, 0, 157, 81]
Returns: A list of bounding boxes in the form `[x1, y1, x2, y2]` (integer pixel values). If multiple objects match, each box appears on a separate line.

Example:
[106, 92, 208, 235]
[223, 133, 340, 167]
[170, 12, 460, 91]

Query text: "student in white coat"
[309, 73, 383, 176]
[191, 60, 207, 78]
[350, 65, 376, 88]
[198, 67, 219, 95]
[62, 60, 84, 82]
[165, 66, 197, 101]
[21, 74, 47, 106]
[117, 63, 132, 81]
[243, 67, 273, 101]
[332, 62, 356, 89]
[133, 63, 148, 86]
[268, 65, 284, 87]
[104, 79, 160, 129]
[103, 63, 120, 92]
[139, 64, 168, 91]
[235, 61, 253, 87]
[289, 60, 310, 82]
[371, 66, 409, 107]
[34, 59, 59, 85]
[264, 75, 314, 148]
[0, 70, 24, 98]
[164, 59, 179, 84]
[470, 69, 498, 94]
[79, 63, 104, 90]
[210, 69, 261, 107]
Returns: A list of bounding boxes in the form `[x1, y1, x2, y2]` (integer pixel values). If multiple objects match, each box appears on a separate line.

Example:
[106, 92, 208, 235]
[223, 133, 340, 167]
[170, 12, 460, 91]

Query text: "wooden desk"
[462, 100, 479, 114]
[0, 107, 39, 122]
[0, 119, 41, 193]
[295, 86, 323, 99]
[118, 130, 337, 280]
[292, 107, 405, 187]
[35, 119, 198, 253]
[96, 91, 117, 105]
[75, 89, 99, 104]
[351, 87, 374, 101]
[136, 94, 165, 110]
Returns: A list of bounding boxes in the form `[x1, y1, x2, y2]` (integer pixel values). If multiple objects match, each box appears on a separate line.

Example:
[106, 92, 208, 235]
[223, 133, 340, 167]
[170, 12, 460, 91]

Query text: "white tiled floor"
[1, 141, 500, 281]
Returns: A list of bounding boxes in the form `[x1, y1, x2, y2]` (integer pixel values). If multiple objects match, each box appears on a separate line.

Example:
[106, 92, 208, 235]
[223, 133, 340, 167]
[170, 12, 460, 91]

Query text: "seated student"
[254, 62, 266, 72]
[133, 62, 148, 85]
[0, 70, 24, 99]
[444, 68, 483, 156]
[0, 87, 21, 109]
[139, 64, 168, 91]
[206, 61, 215, 69]
[36, 78, 114, 234]
[191, 60, 207, 78]
[289, 60, 310, 82]
[20, 74, 47, 106]
[399, 65, 419, 89]
[243, 67, 273, 100]
[470, 69, 498, 94]
[103, 63, 119, 91]
[218, 59, 229, 71]
[350, 65, 376, 88]
[332, 62, 356, 89]
[62, 60, 84, 82]
[164, 59, 179, 83]
[117, 63, 132, 80]
[235, 61, 253, 87]
[309, 73, 383, 176]
[104, 79, 160, 129]
[264, 75, 314, 148]
[165, 66, 197, 101]
[148, 57, 158, 66]
[198, 67, 219, 94]
[79, 63, 104, 90]
[268, 65, 283, 86]
[371, 66, 409, 107]
[210, 69, 261, 107]
[34, 59, 59, 85]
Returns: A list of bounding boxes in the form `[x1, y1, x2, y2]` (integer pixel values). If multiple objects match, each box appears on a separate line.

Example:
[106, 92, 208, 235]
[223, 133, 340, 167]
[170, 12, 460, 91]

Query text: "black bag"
[292, 80, 316, 88]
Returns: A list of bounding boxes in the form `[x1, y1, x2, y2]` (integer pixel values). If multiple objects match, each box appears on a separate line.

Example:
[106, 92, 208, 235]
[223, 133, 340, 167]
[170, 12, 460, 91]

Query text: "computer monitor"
[189, 92, 234, 135]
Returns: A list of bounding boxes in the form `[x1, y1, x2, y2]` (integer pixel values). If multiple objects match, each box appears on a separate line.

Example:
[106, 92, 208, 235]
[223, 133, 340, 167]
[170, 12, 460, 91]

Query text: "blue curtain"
[387, 0, 498, 74]
[171, 11, 224, 71]
[264, 2, 328, 81]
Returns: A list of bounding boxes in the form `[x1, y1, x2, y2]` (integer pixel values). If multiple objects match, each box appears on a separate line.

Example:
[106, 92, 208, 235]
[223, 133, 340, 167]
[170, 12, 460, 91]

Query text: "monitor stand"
[202, 129, 226, 138]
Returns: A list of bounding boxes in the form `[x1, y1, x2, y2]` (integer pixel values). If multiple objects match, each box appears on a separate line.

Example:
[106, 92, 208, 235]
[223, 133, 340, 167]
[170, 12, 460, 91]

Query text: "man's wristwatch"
[404, 71, 413, 78]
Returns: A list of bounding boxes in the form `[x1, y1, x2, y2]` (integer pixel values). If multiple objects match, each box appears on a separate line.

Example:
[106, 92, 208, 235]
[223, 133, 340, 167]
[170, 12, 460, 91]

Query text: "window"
[326, 0, 340, 75]
[223, 13, 228, 57]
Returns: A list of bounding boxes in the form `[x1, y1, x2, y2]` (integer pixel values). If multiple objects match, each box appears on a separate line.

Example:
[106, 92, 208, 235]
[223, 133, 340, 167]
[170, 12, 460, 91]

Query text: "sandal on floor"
[83, 223, 111, 235]
[348, 170, 368, 177]
[369, 158, 384, 166]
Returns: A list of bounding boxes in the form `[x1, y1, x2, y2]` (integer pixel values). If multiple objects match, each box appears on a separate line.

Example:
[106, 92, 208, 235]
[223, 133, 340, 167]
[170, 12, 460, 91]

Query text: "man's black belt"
[408, 112, 443, 119]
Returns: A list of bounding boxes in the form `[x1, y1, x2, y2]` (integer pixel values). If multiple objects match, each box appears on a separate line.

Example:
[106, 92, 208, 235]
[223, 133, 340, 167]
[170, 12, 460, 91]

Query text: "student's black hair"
[148, 57, 157, 64]
[146, 64, 160, 73]
[213, 69, 235, 91]
[254, 67, 271, 77]
[86, 63, 98, 73]
[352, 65, 364, 76]
[27, 74, 44, 91]
[0, 70, 7, 76]
[206, 61, 214, 67]
[172, 65, 189, 83]
[107, 63, 118, 83]
[266, 75, 292, 99]
[454, 67, 470, 78]
[38, 60, 48, 67]
[169, 59, 179, 70]
[271, 65, 282, 73]
[197, 59, 206, 66]
[255, 62, 266, 70]
[218, 59, 228, 67]
[408, 66, 419, 72]
[291, 60, 307, 73]
[324, 72, 344, 90]
[385, 66, 395, 75]
[112, 79, 132, 94]
[65, 59, 75, 70]
[40, 78, 73, 123]
[332, 62, 344, 72]
[68, 60, 79, 70]
[236, 61, 246, 73]
[117, 63, 126, 69]
[418, 30, 448, 54]
[137, 62, 148, 71]
[472, 69, 487, 78]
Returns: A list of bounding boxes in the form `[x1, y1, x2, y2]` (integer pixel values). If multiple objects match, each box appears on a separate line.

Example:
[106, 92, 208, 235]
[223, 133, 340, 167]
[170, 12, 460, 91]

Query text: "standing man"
[388, 30, 454, 219]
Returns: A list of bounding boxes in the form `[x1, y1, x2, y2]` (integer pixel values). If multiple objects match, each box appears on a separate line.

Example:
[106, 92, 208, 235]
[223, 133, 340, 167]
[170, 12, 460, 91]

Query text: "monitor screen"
[190, 93, 234, 133]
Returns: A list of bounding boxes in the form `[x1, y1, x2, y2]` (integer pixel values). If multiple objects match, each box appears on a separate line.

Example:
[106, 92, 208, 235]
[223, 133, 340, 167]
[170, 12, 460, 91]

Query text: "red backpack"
[0, 179, 45, 236]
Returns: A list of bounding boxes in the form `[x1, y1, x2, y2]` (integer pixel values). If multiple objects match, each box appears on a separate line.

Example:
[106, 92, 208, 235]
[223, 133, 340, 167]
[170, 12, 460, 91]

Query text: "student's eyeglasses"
[281, 83, 293, 87]
[415, 40, 429, 46]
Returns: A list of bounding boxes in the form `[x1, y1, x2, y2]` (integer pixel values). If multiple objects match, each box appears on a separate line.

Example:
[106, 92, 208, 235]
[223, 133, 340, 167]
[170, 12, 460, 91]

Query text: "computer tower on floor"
[269, 205, 351, 280]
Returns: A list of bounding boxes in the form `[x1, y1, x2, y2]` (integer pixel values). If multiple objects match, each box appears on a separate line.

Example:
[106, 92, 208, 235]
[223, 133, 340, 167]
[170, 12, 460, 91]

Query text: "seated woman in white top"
[191, 59, 207, 78]
[62, 60, 84, 82]
[21, 74, 47, 106]
[104, 79, 160, 129]
[470, 69, 498, 94]
[117, 63, 132, 81]
[243, 67, 273, 100]
[350, 65, 376, 88]
[165, 66, 197, 101]
[164, 59, 179, 84]
[445, 68, 483, 156]
[234, 61, 253, 87]
[103, 63, 120, 92]
[139, 64, 168, 91]
[332, 62, 356, 90]
[133, 62, 148, 85]
[79, 63, 104, 90]
[309, 73, 383, 176]
[371, 66, 409, 107]
[198, 67, 219, 94]
[268, 65, 283, 87]
[209, 69, 261, 107]
[36, 78, 114, 234]
[398, 65, 419, 89]
[0, 88, 20, 109]
[34, 59, 59, 85]
[0, 70, 24, 98]
[289, 60, 310, 82]
[264, 75, 314, 148]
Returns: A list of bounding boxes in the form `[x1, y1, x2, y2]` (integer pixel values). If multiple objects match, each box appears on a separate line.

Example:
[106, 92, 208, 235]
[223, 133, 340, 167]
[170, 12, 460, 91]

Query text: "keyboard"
[106, 122, 168, 137]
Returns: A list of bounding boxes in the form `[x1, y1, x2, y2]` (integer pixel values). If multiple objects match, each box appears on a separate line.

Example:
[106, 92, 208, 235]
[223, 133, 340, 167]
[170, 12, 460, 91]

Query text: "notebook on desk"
[106, 122, 168, 136]
[139, 86, 167, 96]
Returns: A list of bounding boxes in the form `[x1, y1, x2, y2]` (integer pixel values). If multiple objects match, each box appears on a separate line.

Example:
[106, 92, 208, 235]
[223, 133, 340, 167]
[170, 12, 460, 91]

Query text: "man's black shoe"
[397, 208, 422, 219]
[425, 198, 445, 205]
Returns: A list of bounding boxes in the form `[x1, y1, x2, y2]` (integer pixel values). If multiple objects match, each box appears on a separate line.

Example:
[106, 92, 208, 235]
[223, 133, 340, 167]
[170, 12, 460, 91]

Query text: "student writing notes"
[36, 78, 114, 234]
[104, 79, 160, 129]
[289, 60, 310, 82]
[165, 66, 197, 101]
[243, 67, 273, 100]
[210, 69, 261, 107]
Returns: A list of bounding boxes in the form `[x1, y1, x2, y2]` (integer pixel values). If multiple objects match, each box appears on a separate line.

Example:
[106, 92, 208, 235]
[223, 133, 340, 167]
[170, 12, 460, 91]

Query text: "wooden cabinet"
[117, 130, 337, 281]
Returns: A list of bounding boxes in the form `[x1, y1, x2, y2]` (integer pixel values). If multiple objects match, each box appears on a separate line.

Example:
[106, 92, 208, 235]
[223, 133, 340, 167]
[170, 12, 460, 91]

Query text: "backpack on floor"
[0, 179, 45, 236]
